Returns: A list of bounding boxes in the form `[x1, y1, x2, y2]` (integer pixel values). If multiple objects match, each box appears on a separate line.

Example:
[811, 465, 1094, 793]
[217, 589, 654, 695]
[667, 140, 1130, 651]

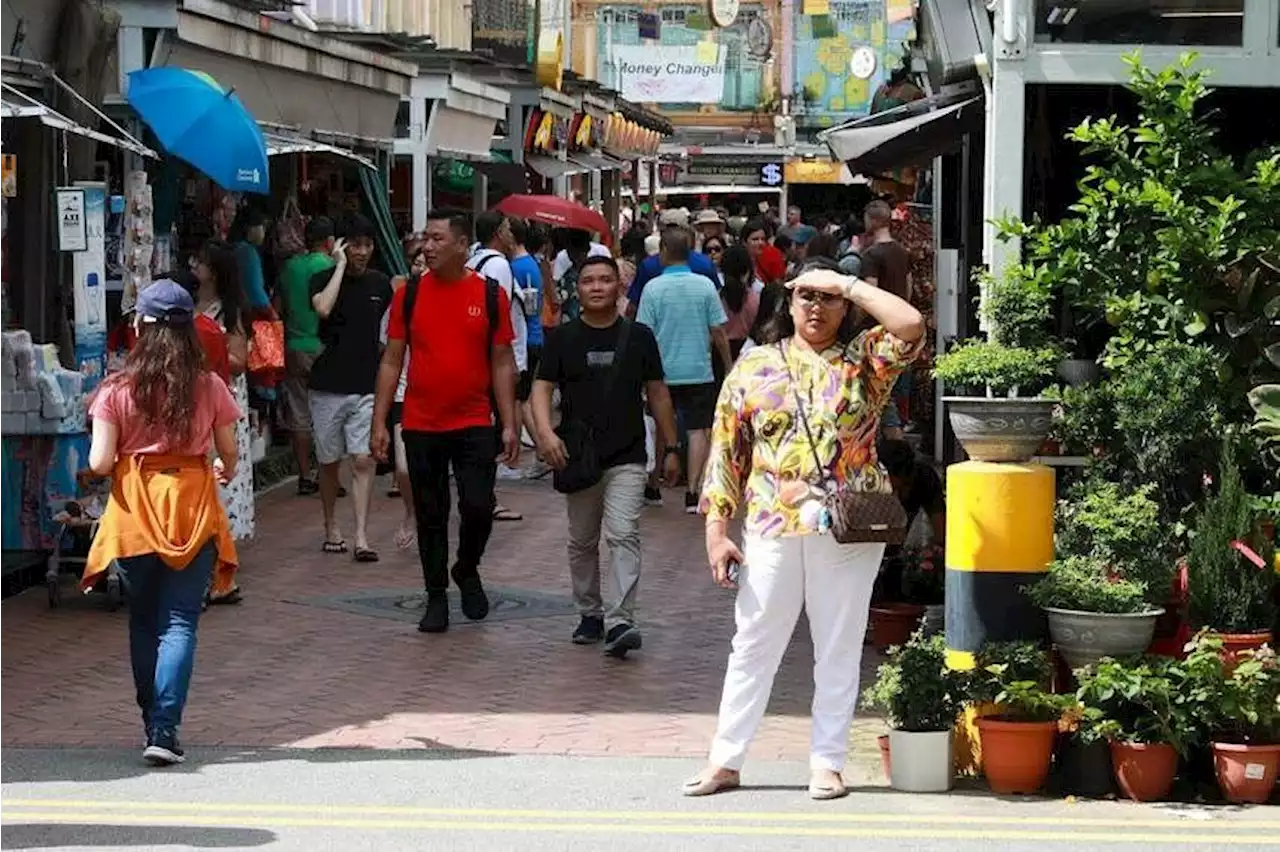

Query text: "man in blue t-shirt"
[509, 217, 546, 454]
[626, 210, 720, 309]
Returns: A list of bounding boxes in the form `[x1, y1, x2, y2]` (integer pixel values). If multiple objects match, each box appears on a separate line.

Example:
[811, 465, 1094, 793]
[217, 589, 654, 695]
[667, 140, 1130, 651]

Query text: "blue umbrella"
[127, 67, 270, 195]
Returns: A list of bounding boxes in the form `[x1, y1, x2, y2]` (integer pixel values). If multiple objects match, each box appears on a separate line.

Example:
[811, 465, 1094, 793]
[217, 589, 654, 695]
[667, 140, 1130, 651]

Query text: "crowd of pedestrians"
[88, 197, 944, 799]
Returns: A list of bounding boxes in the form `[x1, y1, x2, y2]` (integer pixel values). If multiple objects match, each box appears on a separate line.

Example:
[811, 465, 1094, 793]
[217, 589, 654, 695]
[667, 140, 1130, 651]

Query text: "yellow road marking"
[2, 799, 1276, 831]
[1, 810, 1275, 844]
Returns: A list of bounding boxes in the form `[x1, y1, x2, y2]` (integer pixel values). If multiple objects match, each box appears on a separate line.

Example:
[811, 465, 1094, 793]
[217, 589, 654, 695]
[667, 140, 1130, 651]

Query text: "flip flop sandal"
[394, 528, 416, 550]
[492, 506, 523, 522]
[322, 539, 348, 554]
[209, 587, 243, 605]
[808, 777, 848, 800]
[682, 771, 740, 797]
[354, 547, 380, 563]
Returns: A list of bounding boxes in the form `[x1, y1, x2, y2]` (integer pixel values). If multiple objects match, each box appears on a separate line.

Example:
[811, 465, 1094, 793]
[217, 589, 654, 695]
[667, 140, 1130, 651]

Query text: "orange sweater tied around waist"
[82, 454, 238, 594]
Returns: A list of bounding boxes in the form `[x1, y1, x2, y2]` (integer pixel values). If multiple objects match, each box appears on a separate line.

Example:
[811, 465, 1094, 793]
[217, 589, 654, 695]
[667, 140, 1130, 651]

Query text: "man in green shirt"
[278, 216, 337, 495]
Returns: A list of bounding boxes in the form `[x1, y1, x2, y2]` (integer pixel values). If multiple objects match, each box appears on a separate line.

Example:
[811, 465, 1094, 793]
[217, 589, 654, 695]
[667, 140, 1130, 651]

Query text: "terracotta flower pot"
[878, 734, 892, 783]
[1212, 742, 1280, 804]
[975, 718, 1058, 795]
[1209, 630, 1274, 673]
[869, 603, 926, 652]
[1110, 741, 1179, 802]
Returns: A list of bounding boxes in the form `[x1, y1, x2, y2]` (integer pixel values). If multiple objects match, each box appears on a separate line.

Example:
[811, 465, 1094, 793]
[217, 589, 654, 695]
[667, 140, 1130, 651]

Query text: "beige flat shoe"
[682, 769, 740, 797]
[808, 770, 848, 800]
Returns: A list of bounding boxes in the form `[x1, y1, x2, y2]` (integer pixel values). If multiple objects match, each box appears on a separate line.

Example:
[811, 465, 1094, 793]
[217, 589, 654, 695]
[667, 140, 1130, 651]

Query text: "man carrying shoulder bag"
[532, 255, 680, 659]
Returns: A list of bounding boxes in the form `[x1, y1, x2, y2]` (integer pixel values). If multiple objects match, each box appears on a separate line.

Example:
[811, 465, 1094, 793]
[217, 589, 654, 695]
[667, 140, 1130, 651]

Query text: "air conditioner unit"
[917, 0, 992, 88]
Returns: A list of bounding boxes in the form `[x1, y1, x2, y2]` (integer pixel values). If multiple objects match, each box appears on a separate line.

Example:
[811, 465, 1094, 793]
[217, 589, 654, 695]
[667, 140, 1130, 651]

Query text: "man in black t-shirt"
[532, 256, 680, 658]
[307, 214, 393, 563]
[861, 200, 913, 439]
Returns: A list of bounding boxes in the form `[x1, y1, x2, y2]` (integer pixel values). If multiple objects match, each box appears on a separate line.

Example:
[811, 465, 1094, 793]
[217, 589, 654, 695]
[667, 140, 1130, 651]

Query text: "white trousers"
[709, 533, 883, 773]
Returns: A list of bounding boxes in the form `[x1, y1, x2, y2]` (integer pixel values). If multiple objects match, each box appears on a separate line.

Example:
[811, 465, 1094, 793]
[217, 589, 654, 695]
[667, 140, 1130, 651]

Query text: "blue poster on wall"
[72, 182, 107, 393]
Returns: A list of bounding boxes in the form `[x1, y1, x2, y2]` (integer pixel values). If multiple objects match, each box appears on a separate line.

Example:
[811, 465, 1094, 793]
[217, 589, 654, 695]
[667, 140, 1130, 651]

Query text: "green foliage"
[1186, 450, 1278, 633]
[1026, 555, 1150, 614]
[861, 630, 968, 732]
[1050, 381, 1119, 455]
[1075, 654, 1205, 755]
[898, 543, 945, 605]
[1251, 384, 1280, 458]
[1183, 633, 1280, 744]
[933, 340, 1059, 395]
[976, 266, 1055, 350]
[1057, 479, 1174, 603]
[969, 642, 1054, 707]
[989, 677, 1072, 724]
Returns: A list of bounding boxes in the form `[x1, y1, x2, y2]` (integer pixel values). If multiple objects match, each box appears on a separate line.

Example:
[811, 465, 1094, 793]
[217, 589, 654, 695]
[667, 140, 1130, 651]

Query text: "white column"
[411, 95, 431, 232]
[983, 0, 1028, 279]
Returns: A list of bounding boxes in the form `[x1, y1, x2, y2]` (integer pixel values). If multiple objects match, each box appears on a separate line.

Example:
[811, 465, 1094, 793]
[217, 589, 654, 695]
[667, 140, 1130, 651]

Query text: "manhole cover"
[284, 586, 576, 625]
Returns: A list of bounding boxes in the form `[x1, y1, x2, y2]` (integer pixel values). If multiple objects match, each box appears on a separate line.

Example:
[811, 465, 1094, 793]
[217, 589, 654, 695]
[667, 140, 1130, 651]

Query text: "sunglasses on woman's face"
[705, 244, 724, 255]
[794, 288, 844, 308]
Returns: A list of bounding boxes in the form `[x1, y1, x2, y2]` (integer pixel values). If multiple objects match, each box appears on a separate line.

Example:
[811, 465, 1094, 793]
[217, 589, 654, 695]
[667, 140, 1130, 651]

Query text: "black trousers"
[402, 426, 497, 594]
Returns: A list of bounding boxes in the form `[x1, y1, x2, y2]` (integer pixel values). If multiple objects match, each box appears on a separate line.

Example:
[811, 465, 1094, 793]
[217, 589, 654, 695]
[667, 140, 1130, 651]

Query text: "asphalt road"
[3, 749, 1277, 852]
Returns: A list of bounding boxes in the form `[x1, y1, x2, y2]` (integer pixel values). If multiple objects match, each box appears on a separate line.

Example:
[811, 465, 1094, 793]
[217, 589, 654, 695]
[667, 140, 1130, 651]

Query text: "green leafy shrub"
[1026, 555, 1150, 614]
[976, 266, 1054, 350]
[1057, 479, 1174, 603]
[933, 340, 1059, 395]
[969, 642, 1054, 706]
[1183, 632, 1280, 745]
[861, 630, 967, 732]
[1075, 655, 1205, 755]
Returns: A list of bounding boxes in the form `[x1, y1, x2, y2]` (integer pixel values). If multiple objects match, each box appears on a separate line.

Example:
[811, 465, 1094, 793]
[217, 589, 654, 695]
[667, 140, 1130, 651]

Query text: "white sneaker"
[496, 464, 524, 481]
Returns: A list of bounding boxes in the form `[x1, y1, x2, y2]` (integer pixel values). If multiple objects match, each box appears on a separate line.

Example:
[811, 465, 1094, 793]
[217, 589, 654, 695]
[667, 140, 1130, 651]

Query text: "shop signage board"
[56, 188, 87, 252]
[472, 0, 536, 66]
[613, 45, 725, 104]
[71, 182, 107, 391]
[759, 162, 784, 187]
[784, 159, 844, 184]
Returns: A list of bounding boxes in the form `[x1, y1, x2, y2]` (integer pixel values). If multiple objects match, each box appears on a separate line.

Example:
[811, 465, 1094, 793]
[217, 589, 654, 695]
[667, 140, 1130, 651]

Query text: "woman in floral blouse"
[685, 259, 924, 801]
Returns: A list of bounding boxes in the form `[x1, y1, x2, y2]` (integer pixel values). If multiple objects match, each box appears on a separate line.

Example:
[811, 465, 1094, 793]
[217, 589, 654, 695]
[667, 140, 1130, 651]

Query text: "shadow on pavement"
[1, 823, 275, 849]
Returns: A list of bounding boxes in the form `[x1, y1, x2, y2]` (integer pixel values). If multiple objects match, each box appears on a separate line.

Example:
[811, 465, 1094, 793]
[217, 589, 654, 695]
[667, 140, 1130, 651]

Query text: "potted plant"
[1185, 633, 1280, 804]
[861, 630, 967, 792]
[935, 267, 1061, 463]
[1075, 655, 1199, 802]
[1027, 555, 1164, 670]
[1187, 453, 1278, 665]
[1052, 704, 1117, 799]
[969, 645, 1068, 794]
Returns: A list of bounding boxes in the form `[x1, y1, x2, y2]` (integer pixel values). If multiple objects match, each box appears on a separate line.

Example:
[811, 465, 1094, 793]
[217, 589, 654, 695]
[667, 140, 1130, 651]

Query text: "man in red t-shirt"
[372, 210, 519, 634]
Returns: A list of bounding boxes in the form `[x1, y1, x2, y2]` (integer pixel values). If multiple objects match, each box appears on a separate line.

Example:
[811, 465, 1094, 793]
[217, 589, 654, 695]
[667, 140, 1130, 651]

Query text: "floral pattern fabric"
[699, 326, 923, 538]
[201, 300, 255, 543]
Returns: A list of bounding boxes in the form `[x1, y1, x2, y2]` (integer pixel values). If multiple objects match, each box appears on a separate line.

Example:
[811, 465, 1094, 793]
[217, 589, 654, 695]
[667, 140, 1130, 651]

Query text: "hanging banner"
[613, 45, 725, 104]
[72, 181, 107, 391]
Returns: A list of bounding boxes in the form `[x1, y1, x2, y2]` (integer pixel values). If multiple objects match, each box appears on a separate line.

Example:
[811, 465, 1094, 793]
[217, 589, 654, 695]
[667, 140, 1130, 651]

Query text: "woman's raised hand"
[787, 268, 855, 297]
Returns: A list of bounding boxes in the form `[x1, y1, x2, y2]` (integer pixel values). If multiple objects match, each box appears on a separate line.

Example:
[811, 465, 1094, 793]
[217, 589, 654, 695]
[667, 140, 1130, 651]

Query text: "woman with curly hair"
[84, 280, 241, 766]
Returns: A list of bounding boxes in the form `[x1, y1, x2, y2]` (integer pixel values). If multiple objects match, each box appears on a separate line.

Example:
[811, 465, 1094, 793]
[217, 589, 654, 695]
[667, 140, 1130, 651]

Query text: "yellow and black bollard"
[945, 461, 1055, 771]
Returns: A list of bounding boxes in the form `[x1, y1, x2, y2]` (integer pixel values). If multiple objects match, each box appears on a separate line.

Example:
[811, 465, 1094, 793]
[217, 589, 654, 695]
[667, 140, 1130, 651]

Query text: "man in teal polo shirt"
[278, 216, 336, 495]
[637, 228, 732, 514]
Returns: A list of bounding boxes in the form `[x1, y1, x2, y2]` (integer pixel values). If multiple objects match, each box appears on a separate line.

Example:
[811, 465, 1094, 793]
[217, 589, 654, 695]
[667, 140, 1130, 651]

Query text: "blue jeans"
[115, 542, 214, 742]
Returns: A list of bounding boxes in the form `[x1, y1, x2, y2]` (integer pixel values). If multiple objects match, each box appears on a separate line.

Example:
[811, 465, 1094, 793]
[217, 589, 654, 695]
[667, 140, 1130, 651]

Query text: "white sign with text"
[613, 45, 726, 104]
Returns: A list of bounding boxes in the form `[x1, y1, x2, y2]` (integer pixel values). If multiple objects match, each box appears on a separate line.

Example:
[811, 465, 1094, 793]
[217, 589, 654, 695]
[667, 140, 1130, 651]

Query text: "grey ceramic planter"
[1057, 359, 1101, 387]
[1045, 607, 1166, 671]
[943, 397, 1057, 463]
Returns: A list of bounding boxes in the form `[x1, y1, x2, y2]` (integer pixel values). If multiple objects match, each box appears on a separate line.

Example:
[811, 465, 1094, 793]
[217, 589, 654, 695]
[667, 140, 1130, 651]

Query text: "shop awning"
[263, 131, 376, 171]
[568, 151, 625, 173]
[472, 159, 529, 194]
[526, 154, 589, 181]
[822, 95, 983, 175]
[1, 85, 158, 159]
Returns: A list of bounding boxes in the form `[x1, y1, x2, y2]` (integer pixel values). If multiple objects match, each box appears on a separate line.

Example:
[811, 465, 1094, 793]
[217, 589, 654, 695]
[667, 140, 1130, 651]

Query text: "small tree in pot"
[862, 630, 967, 792]
[970, 644, 1070, 794]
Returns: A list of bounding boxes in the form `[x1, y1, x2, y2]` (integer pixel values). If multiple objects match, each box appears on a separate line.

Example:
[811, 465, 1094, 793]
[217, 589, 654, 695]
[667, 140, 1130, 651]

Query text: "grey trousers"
[566, 463, 647, 628]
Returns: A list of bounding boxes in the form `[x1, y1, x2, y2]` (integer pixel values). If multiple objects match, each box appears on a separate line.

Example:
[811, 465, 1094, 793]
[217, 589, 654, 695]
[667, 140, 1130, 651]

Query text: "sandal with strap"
[682, 769, 740, 797]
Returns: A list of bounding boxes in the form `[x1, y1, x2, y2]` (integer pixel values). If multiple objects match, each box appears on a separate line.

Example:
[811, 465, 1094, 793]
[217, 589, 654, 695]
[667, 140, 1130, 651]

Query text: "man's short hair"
[524, 221, 549, 254]
[578, 255, 620, 279]
[425, 209, 471, 240]
[660, 226, 691, 262]
[305, 216, 334, 249]
[507, 216, 528, 247]
[565, 228, 592, 252]
[475, 211, 507, 247]
[864, 199, 893, 228]
[339, 213, 377, 242]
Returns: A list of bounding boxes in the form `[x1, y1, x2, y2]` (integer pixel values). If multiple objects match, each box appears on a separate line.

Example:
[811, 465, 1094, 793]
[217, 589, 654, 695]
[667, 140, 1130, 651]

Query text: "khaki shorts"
[309, 391, 374, 465]
[281, 350, 319, 432]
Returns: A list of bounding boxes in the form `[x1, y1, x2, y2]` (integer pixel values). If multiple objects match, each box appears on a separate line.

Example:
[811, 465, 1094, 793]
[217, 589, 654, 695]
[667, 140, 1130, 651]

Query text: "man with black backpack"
[372, 210, 520, 634]
[532, 255, 680, 658]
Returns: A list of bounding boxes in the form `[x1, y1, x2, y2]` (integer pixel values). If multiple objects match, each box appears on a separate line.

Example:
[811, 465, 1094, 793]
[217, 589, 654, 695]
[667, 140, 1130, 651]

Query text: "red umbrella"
[494, 195, 613, 246]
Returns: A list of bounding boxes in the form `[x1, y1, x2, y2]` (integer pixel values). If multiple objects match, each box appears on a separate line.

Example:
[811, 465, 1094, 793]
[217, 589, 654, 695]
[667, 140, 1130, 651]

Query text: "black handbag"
[781, 342, 908, 544]
[552, 321, 632, 494]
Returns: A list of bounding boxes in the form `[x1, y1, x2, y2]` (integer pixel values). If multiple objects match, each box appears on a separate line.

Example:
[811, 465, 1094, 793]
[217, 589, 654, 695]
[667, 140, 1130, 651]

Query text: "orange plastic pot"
[1212, 742, 1280, 804]
[1110, 741, 1178, 802]
[878, 734, 892, 783]
[869, 603, 925, 652]
[1209, 631, 1273, 674]
[975, 718, 1058, 794]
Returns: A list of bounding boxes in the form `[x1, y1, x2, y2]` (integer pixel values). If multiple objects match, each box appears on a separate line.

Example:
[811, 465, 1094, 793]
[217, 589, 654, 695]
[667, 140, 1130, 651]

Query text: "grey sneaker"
[603, 623, 642, 659]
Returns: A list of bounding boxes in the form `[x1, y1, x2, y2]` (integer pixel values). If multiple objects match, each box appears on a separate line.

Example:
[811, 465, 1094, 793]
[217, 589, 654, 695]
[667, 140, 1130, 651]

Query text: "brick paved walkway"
[1, 476, 887, 767]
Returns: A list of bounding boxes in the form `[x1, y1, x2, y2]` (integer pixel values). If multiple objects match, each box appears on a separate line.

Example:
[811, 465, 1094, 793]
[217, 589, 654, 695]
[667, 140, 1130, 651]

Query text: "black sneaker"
[337, 485, 348, 498]
[143, 733, 185, 766]
[418, 592, 449, 633]
[572, 615, 605, 645]
[297, 477, 319, 496]
[644, 486, 663, 507]
[684, 492, 699, 514]
[451, 566, 490, 621]
[603, 623, 642, 659]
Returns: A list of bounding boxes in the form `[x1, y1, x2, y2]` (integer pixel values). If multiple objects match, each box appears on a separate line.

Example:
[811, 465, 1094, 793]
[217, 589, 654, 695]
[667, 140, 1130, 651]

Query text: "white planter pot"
[888, 729, 954, 792]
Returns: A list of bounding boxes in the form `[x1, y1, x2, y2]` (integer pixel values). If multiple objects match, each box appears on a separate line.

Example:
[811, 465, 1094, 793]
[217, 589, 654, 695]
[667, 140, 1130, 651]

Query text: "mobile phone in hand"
[726, 560, 741, 586]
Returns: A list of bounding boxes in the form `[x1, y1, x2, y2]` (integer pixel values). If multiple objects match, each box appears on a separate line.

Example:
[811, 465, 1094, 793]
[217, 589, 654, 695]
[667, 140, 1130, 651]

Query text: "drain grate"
[284, 586, 576, 625]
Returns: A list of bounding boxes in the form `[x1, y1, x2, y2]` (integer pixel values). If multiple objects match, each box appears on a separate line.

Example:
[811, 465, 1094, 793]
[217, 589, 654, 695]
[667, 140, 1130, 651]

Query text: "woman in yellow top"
[686, 259, 925, 800]
[84, 279, 241, 766]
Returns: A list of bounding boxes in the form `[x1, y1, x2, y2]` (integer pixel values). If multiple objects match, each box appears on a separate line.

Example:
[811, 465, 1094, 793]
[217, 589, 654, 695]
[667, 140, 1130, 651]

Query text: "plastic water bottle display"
[85, 272, 102, 327]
